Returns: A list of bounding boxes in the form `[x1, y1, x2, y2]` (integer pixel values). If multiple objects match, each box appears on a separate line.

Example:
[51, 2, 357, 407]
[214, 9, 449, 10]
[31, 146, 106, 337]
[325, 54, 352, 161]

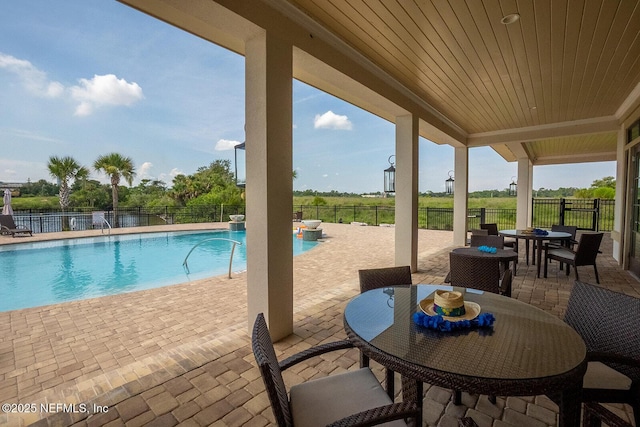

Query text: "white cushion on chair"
[290, 367, 407, 427]
[548, 248, 575, 260]
[584, 361, 632, 390]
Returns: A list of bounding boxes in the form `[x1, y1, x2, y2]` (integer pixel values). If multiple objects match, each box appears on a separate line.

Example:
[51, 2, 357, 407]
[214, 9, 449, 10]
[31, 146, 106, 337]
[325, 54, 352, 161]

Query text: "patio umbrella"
[2, 189, 13, 215]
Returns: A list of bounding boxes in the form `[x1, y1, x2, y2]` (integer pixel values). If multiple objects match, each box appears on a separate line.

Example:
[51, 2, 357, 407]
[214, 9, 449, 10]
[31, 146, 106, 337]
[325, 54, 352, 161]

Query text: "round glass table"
[499, 229, 572, 277]
[343, 285, 587, 427]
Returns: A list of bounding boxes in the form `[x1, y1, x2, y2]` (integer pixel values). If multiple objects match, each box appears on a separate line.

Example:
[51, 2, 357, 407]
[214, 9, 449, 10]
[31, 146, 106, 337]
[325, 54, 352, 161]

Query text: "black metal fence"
[294, 199, 612, 231]
[532, 198, 614, 231]
[11, 198, 614, 234]
[12, 205, 246, 234]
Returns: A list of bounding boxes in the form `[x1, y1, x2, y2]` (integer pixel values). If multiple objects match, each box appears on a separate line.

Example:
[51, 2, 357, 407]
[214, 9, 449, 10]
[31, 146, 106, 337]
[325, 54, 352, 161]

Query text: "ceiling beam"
[466, 116, 619, 147]
[532, 152, 617, 166]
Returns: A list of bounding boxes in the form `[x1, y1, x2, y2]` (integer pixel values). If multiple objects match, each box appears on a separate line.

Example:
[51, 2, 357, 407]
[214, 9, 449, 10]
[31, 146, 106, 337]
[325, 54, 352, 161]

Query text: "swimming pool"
[0, 230, 318, 312]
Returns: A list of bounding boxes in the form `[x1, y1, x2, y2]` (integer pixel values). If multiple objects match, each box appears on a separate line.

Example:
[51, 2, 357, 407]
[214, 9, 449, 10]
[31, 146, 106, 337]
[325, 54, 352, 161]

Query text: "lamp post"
[384, 155, 396, 195]
[234, 142, 246, 188]
[445, 170, 454, 195]
[509, 176, 517, 196]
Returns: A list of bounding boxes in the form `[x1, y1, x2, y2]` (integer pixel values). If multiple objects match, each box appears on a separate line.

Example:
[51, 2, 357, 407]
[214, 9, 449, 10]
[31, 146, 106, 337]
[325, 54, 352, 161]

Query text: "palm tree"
[94, 153, 136, 228]
[47, 156, 89, 230]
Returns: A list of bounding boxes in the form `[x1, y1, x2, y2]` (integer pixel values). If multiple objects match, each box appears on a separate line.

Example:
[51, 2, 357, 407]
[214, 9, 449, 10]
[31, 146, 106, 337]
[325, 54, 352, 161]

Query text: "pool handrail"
[91, 211, 112, 235]
[183, 238, 243, 279]
[99, 217, 112, 235]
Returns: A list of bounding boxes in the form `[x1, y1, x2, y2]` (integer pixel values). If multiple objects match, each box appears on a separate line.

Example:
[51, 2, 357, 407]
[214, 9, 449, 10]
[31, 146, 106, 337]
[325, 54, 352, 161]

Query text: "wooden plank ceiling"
[287, 0, 640, 164]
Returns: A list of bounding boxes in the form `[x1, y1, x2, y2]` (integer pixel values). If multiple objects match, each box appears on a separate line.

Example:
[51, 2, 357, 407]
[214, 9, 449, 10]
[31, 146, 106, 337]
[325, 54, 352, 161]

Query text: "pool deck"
[0, 223, 639, 426]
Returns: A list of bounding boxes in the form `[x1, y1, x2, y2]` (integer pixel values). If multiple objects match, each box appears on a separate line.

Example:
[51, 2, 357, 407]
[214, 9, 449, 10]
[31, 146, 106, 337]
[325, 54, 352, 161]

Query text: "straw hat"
[419, 290, 481, 322]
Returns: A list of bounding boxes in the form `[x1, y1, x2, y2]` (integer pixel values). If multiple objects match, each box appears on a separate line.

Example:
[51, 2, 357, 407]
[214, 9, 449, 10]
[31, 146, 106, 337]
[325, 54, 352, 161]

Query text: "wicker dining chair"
[479, 223, 498, 235]
[466, 229, 489, 245]
[448, 252, 512, 297]
[470, 228, 489, 236]
[583, 402, 633, 427]
[358, 265, 412, 293]
[469, 234, 505, 249]
[534, 224, 578, 258]
[448, 252, 511, 406]
[543, 232, 604, 283]
[564, 281, 640, 427]
[480, 223, 516, 250]
[358, 265, 412, 398]
[252, 313, 420, 427]
[550, 224, 578, 248]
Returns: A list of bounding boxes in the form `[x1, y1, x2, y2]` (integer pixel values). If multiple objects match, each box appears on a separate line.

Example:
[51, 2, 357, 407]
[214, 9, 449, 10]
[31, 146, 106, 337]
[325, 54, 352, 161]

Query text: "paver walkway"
[0, 223, 638, 426]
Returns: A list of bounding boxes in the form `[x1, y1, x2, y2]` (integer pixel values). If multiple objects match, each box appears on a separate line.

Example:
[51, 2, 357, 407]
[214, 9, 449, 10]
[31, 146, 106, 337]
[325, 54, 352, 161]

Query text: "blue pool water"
[0, 230, 318, 312]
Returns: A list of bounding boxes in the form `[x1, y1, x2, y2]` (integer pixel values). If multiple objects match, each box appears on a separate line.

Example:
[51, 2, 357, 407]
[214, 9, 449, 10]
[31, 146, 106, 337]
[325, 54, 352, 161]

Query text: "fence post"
[531, 198, 534, 227]
[423, 207, 428, 229]
[560, 198, 566, 225]
[375, 206, 378, 225]
[334, 205, 337, 223]
[593, 199, 600, 231]
[479, 208, 486, 225]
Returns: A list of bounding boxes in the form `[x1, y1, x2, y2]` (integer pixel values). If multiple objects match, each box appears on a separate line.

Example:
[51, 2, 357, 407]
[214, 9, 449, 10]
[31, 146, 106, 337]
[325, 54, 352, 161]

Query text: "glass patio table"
[499, 229, 572, 277]
[343, 285, 587, 427]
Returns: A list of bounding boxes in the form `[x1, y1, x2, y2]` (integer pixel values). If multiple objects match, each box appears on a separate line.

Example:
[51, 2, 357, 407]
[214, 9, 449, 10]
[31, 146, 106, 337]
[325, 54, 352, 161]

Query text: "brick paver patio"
[0, 223, 638, 426]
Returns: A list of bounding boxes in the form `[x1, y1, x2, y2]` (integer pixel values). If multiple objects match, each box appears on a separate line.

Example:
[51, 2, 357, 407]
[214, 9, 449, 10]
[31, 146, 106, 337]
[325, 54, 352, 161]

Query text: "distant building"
[0, 182, 25, 197]
[0, 182, 25, 189]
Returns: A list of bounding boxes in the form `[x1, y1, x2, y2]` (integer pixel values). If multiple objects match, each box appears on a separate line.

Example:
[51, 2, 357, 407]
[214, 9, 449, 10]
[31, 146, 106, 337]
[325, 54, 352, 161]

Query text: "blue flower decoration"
[413, 311, 495, 332]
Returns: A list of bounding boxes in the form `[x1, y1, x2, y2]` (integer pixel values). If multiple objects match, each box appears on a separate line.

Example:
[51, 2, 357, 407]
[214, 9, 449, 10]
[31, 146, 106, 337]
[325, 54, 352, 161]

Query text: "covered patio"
[115, 0, 640, 341]
[3, 0, 640, 425]
[1, 223, 638, 426]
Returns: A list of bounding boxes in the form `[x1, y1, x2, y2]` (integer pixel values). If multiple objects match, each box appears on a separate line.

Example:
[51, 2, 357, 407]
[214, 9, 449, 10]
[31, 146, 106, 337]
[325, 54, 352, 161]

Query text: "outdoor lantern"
[234, 141, 246, 188]
[509, 176, 517, 196]
[384, 155, 396, 194]
[445, 170, 454, 195]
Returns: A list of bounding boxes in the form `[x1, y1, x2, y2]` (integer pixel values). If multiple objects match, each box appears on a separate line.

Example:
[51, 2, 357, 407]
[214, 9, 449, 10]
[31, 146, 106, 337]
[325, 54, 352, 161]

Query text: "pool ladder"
[182, 238, 243, 279]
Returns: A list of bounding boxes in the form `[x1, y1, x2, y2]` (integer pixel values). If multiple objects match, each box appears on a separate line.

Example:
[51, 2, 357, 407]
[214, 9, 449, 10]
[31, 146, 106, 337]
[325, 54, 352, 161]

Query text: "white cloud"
[314, 110, 352, 130]
[322, 174, 328, 178]
[158, 168, 184, 182]
[139, 162, 153, 179]
[214, 139, 242, 151]
[0, 54, 143, 116]
[70, 74, 144, 116]
[0, 52, 63, 98]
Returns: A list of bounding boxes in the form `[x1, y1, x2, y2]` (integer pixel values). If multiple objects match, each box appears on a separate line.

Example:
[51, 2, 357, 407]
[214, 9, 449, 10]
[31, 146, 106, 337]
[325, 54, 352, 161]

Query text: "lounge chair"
[0, 215, 32, 237]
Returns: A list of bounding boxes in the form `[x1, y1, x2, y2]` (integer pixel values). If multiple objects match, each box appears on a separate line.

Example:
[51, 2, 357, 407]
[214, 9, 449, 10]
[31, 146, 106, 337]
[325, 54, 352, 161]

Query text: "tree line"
[17, 153, 616, 227]
[19, 154, 242, 229]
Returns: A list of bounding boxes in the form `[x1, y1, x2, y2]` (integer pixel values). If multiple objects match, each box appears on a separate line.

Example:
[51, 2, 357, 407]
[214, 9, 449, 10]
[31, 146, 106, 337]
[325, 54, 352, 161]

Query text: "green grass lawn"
[293, 196, 518, 209]
[12, 195, 519, 210]
[8, 196, 60, 210]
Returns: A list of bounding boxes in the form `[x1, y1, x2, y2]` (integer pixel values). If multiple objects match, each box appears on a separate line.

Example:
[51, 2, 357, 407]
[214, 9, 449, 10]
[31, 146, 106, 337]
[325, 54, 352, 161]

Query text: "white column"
[452, 147, 468, 246]
[612, 127, 625, 263]
[245, 31, 294, 340]
[394, 114, 419, 271]
[516, 158, 533, 229]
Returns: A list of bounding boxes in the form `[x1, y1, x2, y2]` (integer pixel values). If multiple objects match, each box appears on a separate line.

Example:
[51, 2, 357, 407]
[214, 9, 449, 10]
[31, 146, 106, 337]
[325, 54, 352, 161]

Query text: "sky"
[0, 1, 616, 194]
